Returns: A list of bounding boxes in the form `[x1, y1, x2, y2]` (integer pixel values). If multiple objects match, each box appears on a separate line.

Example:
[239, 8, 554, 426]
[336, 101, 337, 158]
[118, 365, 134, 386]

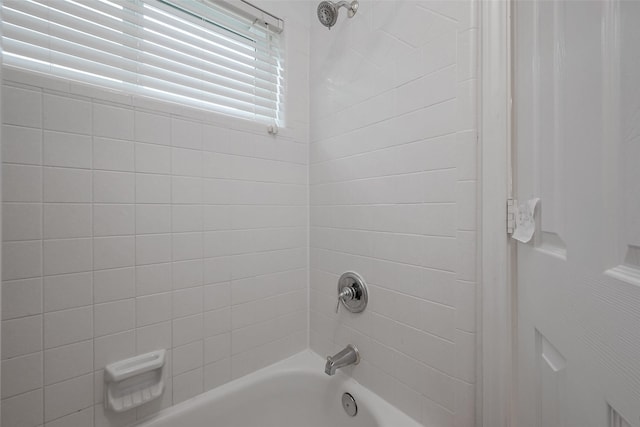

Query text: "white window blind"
[1, 0, 285, 124]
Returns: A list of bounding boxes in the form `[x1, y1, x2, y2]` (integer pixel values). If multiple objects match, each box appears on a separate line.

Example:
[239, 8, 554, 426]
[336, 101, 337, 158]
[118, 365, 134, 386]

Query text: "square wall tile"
[203, 307, 230, 338]
[173, 286, 203, 318]
[136, 174, 171, 204]
[173, 313, 203, 347]
[137, 321, 172, 354]
[3, 164, 42, 202]
[93, 204, 135, 237]
[173, 367, 203, 404]
[93, 236, 135, 270]
[136, 293, 172, 327]
[44, 238, 92, 275]
[2, 240, 42, 281]
[43, 94, 92, 134]
[93, 267, 135, 303]
[44, 306, 93, 349]
[136, 234, 172, 265]
[135, 143, 171, 174]
[44, 272, 92, 312]
[44, 340, 93, 385]
[172, 205, 203, 233]
[44, 373, 93, 422]
[1, 351, 42, 398]
[94, 299, 135, 337]
[172, 259, 203, 290]
[3, 203, 42, 241]
[204, 358, 231, 391]
[2, 124, 42, 165]
[93, 137, 134, 172]
[172, 176, 202, 204]
[1, 389, 43, 427]
[44, 167, 92, 203]
[204, 332, 231, 365]
[43, 131, 92, 168]
[203, 282, 231, 312]
[172, 232, 203, 261]
[2, 315, 42, 359]
[44, 204, 92, 239]
[2, 278, 42, 320]
[135, 111, 171, 145]
[93, 171, 135, 204]
[173, 340, 203, 375]
[172, 147, 202, 177]
[3, 85, 42, 128]
[93, 103, 134, 140]
[136, 263, 172, 296]
[171, 118, 202, 150]
[137, 204, 171, 235]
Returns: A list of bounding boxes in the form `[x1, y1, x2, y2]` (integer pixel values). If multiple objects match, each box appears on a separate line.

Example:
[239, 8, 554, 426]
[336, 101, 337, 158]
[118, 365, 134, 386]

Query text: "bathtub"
[134, 350, 422, 427]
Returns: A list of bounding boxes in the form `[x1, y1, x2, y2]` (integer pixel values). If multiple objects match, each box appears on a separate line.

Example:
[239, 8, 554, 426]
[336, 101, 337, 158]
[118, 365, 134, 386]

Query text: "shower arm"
[336, 1, 358, 17]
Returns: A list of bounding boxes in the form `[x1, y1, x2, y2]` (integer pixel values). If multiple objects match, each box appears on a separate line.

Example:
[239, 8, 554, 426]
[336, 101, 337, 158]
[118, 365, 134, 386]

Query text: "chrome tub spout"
[325, 345, 360, 375]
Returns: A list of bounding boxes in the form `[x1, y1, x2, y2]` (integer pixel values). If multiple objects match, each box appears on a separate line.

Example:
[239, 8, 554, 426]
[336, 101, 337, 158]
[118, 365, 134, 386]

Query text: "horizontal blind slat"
[3, 38, 138, 84]
[141, 27, 277, 85]
[137, 74, 278, 119]
[1, 0, 284, 125]
[28, 0, 132, 29]
[136, 60, 280, 110]
[40, 0, 128, 19]
[140, 0, 281, 59]
[18, 20, 283, 99]
[3, 24, 139, 77]
[4, 1, 141, 49]
[137, 52, 281, 107]
[139, 14, 280, 75]
[3, 10, 140, 66]
[139, 39, 280, 92]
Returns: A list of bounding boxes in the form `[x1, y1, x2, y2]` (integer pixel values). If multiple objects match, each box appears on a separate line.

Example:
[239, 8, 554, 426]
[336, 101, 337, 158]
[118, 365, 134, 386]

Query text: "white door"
[514, 1, 640, 426]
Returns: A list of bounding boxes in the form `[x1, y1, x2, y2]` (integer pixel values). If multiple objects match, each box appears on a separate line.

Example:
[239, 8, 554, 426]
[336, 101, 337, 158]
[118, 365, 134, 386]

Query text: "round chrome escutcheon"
[337, 271, 368, 313]
[342, 392, 357, 417]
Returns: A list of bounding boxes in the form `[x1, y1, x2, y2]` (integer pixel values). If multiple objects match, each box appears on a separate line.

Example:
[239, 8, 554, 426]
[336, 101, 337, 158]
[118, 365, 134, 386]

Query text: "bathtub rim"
[132, 349, 423, 427]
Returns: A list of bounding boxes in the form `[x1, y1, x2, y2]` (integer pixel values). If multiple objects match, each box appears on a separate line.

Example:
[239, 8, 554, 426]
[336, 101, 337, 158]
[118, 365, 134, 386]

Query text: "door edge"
[479, 0, 516, 426]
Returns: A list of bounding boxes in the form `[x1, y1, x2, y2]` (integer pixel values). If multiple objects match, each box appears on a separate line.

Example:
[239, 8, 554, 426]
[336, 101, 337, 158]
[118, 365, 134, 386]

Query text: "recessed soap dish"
[104, 349, 166, 412]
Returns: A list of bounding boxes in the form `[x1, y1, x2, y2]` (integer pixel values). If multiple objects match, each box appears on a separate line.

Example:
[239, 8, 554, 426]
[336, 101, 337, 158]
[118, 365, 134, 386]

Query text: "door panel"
[514, 1, 640, 426]
[618, 0, 640, 269]
[535, 0, 566, 254]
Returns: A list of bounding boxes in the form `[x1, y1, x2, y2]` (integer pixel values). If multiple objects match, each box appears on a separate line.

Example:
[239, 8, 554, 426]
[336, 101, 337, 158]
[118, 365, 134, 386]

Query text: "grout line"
[309, 131, 459, 166]
[310, 166, 456, 186]
[310, 99, 458, 144]
[39, 88, 46, 427]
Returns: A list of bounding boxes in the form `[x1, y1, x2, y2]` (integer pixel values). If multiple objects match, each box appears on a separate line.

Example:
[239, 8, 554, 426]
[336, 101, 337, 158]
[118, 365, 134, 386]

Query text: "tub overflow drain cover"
[342, 392, 357, 417]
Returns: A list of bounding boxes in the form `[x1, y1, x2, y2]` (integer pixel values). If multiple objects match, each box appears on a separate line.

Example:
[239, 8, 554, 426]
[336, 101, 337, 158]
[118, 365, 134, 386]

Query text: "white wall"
[0, 2, 310, 426]
[308, 1, 478, 426]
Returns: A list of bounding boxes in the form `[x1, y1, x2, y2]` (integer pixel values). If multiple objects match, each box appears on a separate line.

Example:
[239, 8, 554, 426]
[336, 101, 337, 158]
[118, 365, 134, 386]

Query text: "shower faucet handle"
[335, 287, 356, 313]
[335, 271, 368, 314]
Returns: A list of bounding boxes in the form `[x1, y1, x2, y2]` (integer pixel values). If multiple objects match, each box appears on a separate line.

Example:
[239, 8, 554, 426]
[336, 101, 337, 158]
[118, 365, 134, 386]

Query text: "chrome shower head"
[317, 1, 338, 28]
[317, 0, 358, 29]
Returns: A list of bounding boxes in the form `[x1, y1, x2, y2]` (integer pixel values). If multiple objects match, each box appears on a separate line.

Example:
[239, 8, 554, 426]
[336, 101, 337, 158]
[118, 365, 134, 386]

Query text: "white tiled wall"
[0, 2, 310, 425]
[309, 1, 478, 426]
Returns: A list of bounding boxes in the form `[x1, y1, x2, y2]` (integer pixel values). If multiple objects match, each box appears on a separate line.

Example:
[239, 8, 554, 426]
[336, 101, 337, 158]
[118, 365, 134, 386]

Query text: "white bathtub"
[134, 350, 422, 427]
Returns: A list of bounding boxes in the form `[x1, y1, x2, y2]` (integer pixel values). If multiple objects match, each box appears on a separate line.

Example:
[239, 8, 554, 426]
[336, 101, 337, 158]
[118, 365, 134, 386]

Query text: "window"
[1, 0, 285, 124]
